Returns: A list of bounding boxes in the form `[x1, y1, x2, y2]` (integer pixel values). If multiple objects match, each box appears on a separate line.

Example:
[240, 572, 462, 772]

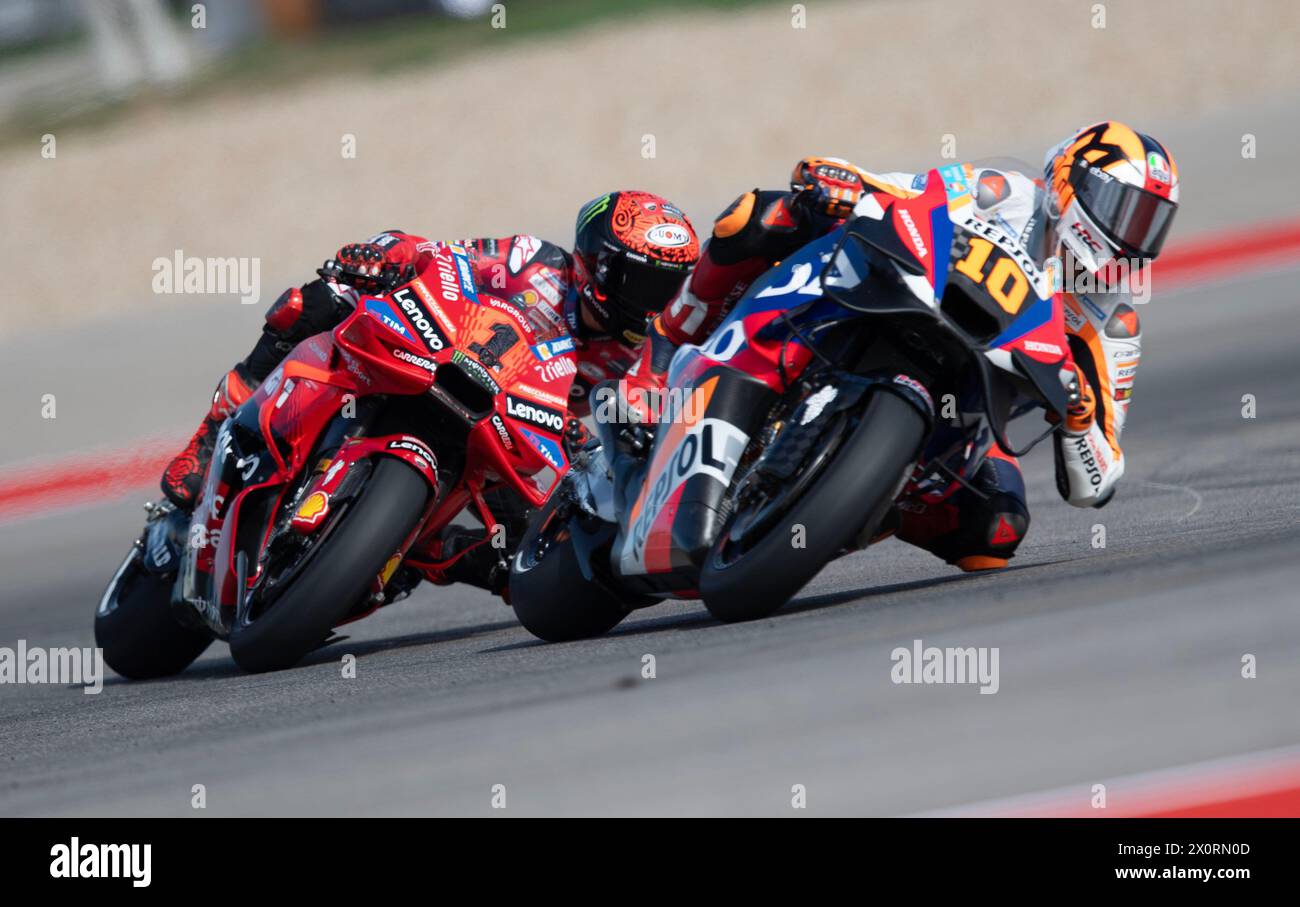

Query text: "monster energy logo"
[451, 350, 502, 394]
[576, 194, 612, 231]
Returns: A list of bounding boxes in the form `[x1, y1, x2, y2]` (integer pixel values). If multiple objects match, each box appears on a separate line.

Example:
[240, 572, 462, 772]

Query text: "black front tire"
[510, 493, 628, 642]
[700, 391, 926, 623]
[95, 555, 213, 680]
[229, 457, 428, 673]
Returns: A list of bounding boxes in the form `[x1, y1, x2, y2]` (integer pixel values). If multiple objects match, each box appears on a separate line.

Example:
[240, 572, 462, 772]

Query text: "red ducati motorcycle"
[96, 243, 576, 674]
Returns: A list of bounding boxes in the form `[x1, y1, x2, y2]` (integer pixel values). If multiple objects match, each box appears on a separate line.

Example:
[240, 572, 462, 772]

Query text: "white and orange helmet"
[1044, 121, 1180, 275]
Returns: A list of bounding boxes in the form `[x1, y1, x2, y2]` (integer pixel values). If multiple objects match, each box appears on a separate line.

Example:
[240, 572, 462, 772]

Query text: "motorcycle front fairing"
[611, 366, 766, 588]
[831, 179, 1075, 459]
[176, 318, 437, 634]
[610, 231, 876, 588]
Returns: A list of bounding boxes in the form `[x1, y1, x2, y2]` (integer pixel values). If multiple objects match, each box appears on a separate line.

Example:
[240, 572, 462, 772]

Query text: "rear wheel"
[510, 493, 628, 642]
[700, 391, 926, 622]
[229, 457, 429, 673]
[95, 551, 213, 680]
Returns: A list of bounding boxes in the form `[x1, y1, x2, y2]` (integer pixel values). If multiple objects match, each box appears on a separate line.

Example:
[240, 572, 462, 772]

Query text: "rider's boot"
[895, 452, 1030, 572]
[160, 366, 255, 512]
[441, 526, 511, 599]
[440, 488, 534, 600]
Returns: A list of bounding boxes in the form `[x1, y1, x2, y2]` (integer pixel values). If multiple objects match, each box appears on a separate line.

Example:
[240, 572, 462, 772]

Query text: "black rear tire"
[700, 391, 926, 623]
[95, 555, 213, 680]
[229, 457, 428, 673]
[510, 493, 627, 642]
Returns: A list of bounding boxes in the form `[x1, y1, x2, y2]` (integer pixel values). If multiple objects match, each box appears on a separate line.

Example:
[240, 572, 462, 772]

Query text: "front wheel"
[700, 390, 926, 623]
[229, 457, 429, 673]
[95, 550, 213, 680]
[510, 492, 628, 642]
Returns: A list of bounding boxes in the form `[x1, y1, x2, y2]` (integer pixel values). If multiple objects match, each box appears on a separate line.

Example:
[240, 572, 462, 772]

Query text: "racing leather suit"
[625, 158, 1142, 569]
[231, 230, 636, 416]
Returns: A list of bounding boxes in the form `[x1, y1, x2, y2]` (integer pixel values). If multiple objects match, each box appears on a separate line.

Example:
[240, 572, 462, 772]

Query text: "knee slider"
[1105, 302, 1141, 339]
[977, 493, 1029, 554]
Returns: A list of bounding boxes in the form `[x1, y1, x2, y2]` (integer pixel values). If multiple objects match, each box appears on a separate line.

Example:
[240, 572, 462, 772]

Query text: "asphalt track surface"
[3, 95, 1300, 816]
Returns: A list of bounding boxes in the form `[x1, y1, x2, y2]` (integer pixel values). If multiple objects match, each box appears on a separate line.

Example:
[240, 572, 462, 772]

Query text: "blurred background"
[3, 0, 1295, 464]
[3, 0, 1299, 513]
[2, 0, 1299, 817]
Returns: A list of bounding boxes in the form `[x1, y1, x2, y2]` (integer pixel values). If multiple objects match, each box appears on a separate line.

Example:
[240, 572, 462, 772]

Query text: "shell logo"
[379, 552, 403, 586]
[293, 491, 330, 527]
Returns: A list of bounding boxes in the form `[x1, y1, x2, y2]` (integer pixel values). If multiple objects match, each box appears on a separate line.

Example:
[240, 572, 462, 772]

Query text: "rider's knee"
[901, 489, 1029, 570]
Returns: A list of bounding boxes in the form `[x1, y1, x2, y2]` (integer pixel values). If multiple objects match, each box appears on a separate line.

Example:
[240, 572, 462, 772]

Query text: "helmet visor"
[607, 256, 690, 321]
[1071, 165, 1177, 258]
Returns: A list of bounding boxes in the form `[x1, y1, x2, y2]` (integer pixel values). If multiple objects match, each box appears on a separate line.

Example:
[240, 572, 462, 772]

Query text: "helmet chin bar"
[1055, 202, 1116, 278]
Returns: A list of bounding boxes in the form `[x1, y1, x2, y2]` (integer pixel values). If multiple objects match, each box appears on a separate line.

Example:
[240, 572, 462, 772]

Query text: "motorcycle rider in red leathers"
[160, 191, 700, 591]
[622, 122, 1179, 572]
